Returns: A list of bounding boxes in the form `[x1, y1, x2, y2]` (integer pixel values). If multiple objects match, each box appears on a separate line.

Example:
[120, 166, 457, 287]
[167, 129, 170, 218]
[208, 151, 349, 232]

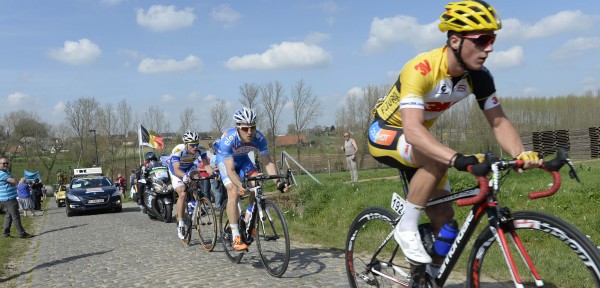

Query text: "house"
[275, 135, 307, 147]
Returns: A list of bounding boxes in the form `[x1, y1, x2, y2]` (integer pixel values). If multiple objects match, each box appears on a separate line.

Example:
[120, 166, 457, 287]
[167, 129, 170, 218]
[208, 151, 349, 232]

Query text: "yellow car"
[55, 185, 67, 207]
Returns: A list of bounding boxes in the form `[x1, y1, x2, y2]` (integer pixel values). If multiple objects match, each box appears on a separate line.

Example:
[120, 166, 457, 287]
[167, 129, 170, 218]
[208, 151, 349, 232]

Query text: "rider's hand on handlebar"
[238, 186, 246, 196]
[516, 151, 543, 172]
[453, 153, 481, 172]
[182, 174, 190, 183]
[276, 180, 289, 193]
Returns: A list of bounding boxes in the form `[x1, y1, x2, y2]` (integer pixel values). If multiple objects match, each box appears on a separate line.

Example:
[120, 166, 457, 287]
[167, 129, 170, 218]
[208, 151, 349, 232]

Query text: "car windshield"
[71, 177, 112, 189]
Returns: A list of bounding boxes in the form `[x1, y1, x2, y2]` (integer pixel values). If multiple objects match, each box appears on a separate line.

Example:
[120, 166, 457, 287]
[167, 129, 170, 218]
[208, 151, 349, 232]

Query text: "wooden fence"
[521, 127, 600, 160]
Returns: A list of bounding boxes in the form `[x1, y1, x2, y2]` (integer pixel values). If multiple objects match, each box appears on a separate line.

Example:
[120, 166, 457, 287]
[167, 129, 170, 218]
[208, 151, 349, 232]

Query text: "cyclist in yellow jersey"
[368, 0, 542, 266]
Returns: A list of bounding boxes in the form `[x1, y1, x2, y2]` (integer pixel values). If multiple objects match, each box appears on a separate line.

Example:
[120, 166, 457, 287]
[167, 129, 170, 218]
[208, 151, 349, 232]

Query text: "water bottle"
[188, 200, 196, 215]
[434, 219, 459, 256]
[244, 204, 253, 224]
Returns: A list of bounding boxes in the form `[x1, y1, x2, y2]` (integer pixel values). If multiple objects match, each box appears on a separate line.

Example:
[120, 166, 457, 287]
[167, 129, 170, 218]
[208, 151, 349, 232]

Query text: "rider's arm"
[261, 154, 289, 192]
[483, 106, 524, 158]
[171, 161, 187, 179]
[401, 107, 458, 165]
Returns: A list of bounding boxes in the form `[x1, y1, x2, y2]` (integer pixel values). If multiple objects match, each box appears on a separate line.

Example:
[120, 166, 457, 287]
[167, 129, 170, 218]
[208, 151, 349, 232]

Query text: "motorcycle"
[138, 166, 174, 223]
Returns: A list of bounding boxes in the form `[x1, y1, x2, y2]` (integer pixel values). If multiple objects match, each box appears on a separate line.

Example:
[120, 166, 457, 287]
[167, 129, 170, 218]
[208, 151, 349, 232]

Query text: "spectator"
[31, 179, 44, 211]
[17, 178, 36, 217]
[341, 132, 359, 183]
[129, 169, 137, 200]
[115, 174, 126, 198]
[0, 158, 34, 238]
[208, 142, 225, 209]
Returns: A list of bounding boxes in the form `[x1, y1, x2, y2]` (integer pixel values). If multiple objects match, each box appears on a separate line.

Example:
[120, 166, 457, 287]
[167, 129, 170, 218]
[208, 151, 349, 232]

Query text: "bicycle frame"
[376, 151, 578, 287]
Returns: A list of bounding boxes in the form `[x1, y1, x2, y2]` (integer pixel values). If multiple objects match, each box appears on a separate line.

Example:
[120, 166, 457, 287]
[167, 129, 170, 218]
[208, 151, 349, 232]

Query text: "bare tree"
[260, 81, 287, 151]
[142, 105, 170, 134]
[64, 97, 100, 167]
[210, 99, 229, 135]
[97, 103, 120, 176]
[117, 99, 134, 175]
[179, 107, 198, 134]
[290, 79, 321, 158]
[239, 82, 265, 128]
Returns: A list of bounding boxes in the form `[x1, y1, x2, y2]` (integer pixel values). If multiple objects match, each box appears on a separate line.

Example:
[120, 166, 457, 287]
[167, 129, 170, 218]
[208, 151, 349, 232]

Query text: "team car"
[65, 167, 122, 217]
[55, 185, 67, 207]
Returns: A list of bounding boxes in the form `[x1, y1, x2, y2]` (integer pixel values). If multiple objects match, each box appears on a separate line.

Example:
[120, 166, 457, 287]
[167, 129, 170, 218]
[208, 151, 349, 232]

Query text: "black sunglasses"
[188, 143, 199, 148]
[458, 33, 496, 47]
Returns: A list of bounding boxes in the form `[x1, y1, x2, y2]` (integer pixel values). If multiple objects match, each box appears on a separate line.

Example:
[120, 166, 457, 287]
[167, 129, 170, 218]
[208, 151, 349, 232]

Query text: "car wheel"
[66, 207, 74, 217]
[114, 206, 122, 213]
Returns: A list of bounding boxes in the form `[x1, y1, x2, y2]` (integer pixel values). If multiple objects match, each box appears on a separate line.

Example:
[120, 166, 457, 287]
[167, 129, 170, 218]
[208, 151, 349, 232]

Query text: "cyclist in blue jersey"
[169, 131, 214, 240]
[216, 107, 289, 251]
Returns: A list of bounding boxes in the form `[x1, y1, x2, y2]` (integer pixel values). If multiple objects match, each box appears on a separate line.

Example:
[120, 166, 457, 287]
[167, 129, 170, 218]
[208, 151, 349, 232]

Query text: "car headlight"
[67, 194, 81, 201]
[111, 190, 121, 197]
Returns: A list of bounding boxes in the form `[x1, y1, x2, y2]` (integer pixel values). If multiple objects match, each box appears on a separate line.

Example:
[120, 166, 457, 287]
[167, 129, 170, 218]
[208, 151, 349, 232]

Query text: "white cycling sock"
[178, 220, 184, 227]
[230, 224, 240, 238]
[396, 201, 424, 232]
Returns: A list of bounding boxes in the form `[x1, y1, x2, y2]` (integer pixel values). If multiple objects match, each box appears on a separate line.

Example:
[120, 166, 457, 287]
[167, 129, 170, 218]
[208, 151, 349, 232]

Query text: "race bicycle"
[219, 170, 292, 278]
[345, 149, 600, 287]
[181, 176, 218, 251]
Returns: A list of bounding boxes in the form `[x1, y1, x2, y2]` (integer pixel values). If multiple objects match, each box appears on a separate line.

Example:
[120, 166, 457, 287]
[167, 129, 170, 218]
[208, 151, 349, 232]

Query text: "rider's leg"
[175, 185, 186, 234]
[395, 150, 448, 264]
[225, 182, 248, 251]
[426, 188, 454, 266]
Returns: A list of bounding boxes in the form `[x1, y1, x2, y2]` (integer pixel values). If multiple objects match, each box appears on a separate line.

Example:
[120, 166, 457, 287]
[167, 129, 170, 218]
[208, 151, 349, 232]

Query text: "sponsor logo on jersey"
[414, 59, 432, 76]
[425, 101, 456, 112]
[375, 129, 396, 146]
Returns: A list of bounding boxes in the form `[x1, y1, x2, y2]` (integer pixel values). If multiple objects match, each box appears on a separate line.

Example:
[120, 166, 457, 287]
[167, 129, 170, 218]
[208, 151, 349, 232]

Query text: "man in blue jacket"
[0, 158, 33, 238]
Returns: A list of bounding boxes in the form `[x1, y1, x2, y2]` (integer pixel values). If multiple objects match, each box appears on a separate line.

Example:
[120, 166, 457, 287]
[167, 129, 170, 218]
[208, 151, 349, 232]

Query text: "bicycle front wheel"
[256, 199, 290, 278]
[467, 210, 600, 287]
[196, 197, 217, 251]
[218, 199, 243, 263]
[345, 206, 409, 288]
[182, 207, 193, 245]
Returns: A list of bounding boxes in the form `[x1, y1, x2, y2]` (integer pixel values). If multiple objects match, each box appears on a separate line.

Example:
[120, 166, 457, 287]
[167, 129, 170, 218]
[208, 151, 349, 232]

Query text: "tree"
[260, 81, 287, 151]
[64, 97, 100, 167]
[97, 103, 120, 177]
[179, 107, 198, 134]
[290, 79, 321, 158]
[239, 82, 265, 128]
[210, 99, 228, 135]
[117, 99, 133, 177]
[142, 105, 170, 134]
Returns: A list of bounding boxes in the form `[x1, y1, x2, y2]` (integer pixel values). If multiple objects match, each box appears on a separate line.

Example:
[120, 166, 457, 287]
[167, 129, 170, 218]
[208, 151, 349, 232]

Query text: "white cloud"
[346, 87, 364, 97]
[136, 5, 195, 32]
[363, 15, 440, 54]
[137, 55, 203, 74]
[53, 101, 66, 116]
[304, 32, 330, 45]
[500, 11, 597, 41]
[7, 92, 29, 105]
[551, 37, 600, 60]
[48, 39, 101, 65]
[225, 41, 332, 70]
[161, 94, 176, 103]
[486, 46, 524, 69]
[523, 87, 540, 97]
[211, 4, 240, 28]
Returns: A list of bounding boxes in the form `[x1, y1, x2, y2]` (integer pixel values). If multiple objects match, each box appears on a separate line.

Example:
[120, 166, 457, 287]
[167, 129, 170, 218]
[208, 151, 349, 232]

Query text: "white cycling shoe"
[394, 229, 432, 264]
[177, 225, 186, 240]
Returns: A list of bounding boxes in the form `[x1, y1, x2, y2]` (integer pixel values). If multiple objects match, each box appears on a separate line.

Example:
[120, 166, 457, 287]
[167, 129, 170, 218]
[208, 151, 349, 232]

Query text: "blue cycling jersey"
[168, 143, 208, 174]
[216, 127, 270, 159]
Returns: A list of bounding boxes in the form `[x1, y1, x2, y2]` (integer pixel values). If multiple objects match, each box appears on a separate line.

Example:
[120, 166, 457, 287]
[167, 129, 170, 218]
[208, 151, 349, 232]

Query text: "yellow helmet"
[438, 0, 501, 33]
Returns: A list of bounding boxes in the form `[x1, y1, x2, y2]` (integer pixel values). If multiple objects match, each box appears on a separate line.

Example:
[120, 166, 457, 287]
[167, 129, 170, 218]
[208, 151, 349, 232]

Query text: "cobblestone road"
[14, 201, 470, 287]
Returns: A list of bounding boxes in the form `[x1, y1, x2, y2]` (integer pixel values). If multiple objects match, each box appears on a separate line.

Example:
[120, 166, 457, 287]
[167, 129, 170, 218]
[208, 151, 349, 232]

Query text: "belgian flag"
[138, 125, 164, 150]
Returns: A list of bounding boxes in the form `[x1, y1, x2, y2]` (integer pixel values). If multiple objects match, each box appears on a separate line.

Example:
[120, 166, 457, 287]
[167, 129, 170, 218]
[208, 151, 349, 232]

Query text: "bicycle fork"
[490, 208, 544, 287]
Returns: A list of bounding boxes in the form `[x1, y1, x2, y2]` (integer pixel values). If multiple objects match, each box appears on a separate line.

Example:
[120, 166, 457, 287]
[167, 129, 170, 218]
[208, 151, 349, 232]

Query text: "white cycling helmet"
[233, 107, 256, 125]
[182, 131, 199, 143]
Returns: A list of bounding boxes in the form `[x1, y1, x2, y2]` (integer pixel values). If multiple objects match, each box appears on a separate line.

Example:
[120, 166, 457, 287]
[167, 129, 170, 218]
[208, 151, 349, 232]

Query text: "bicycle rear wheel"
[218, 199, 243, 263]
[182, 206, 193, 245]
[467, 210, 600, 287]
[345, 206, 409, 287]
[256, 199, 290, 278]
[196, 197, 217, 251]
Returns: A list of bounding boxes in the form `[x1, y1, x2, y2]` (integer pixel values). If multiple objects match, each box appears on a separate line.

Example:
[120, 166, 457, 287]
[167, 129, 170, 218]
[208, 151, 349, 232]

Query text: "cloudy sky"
[1, 0, 599, 132]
